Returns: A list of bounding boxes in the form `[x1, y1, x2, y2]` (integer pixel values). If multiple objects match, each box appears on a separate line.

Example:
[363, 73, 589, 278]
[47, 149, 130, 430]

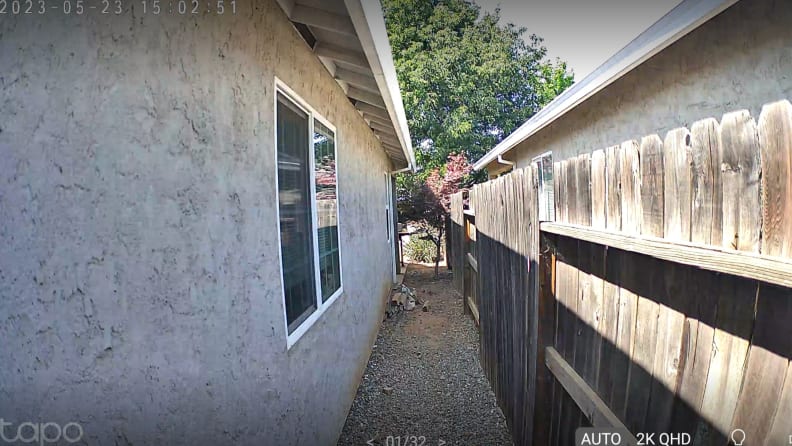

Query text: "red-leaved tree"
[398, 153, 472, 277]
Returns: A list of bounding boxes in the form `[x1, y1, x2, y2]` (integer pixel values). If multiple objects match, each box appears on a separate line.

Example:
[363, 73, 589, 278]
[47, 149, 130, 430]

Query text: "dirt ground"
[337, 264, 513, 446]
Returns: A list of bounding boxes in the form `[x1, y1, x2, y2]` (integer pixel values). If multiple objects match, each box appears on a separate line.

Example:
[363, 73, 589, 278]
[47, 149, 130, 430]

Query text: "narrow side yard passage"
[338, 264, 513, 446]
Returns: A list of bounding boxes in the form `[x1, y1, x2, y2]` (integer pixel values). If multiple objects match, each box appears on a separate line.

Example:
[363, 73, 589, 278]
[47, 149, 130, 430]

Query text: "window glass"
[277, 94, 317, 332]
[534, 153, 555, 222]
[385, 173, 392, 243]
[314, 120, 341, 302]
[541, 154, 555, 221]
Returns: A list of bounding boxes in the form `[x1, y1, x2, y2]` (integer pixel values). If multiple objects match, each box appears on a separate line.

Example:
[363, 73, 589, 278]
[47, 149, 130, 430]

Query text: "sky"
[475, 0, 683, 81]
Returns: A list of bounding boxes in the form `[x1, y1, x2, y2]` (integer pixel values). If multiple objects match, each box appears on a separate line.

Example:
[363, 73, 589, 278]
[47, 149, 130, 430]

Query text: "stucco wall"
[490, 0, 792, 170]
[0, 2, 394, 445]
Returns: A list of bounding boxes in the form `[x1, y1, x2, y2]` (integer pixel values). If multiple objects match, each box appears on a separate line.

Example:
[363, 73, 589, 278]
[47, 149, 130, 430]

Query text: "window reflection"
[314, 121, 341, 301]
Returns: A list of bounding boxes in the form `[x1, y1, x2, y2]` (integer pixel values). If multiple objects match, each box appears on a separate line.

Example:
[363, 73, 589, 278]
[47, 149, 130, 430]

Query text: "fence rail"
[541, 222, 792, 288]
[449, 99, 792, 445]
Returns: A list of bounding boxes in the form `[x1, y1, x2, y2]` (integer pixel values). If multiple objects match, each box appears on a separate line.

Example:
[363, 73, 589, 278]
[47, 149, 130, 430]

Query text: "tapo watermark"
[0, 419, 83, 445]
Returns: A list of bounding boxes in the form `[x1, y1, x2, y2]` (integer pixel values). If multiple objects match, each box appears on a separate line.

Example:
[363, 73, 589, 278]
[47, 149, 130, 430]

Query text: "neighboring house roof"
[472, 0, 738, 171]
[276, 0, 416, 172]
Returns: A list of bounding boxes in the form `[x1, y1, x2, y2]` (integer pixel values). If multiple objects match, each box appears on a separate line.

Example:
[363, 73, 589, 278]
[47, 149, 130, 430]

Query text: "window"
[533, 152, 555, 222]
[276, 82, 342, 346]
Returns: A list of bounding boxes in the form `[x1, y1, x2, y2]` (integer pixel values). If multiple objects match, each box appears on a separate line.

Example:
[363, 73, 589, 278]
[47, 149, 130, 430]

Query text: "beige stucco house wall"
[0, 1, 405, 444]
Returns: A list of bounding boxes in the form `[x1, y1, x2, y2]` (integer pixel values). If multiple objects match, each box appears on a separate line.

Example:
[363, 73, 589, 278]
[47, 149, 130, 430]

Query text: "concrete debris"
[386, 284, 420, 317]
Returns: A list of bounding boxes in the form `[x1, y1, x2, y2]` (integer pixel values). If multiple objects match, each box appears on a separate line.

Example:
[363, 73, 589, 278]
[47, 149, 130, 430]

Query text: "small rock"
[422, 304, 430, 312]
[382, 386, 393, 395]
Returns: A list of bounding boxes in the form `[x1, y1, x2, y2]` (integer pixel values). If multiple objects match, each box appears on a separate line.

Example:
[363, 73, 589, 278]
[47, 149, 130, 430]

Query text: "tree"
[398, 153, 472, 277]
[383, 0, 574, 171]
[384, 1, 573, 265]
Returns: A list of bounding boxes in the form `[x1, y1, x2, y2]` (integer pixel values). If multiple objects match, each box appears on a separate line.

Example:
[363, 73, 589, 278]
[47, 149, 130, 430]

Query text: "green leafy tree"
[383, 0, 574, 172]
[385, 0, 574, 273]
[383, 0, 573, 275]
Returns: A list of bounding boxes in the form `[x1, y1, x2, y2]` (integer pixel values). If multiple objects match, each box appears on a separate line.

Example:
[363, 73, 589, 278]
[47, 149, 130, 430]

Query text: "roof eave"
[344, 0, 416, 172]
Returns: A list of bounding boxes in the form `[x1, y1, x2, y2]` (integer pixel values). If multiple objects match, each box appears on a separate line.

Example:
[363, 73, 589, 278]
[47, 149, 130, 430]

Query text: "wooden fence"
[450, 100, 792, 445]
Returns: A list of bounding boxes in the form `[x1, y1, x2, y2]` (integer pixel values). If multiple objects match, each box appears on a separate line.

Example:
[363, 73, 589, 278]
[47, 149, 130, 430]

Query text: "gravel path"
[337, 264, 513, 446]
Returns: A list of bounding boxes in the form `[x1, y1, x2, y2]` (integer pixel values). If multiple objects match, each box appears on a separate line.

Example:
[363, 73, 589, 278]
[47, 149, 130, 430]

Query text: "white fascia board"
[274, 0, 295, 17]
[344, 0, 416, 172]
[472, 0, 738, 171]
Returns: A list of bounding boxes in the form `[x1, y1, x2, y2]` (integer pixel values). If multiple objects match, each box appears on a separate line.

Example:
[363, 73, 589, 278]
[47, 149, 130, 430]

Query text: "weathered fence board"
[700, 111, 760, 439]
[598, 144, 623, 411]
[587, 150, 606, 399]
[720, 110, 762, 251]
[760, 100, 792, 257]
[613, 141, 640, 423]
[553, 158, 584, 445]
[670, 117, 723, 439]
[533, 233, 557, 445]
[731, 100, 792, 442]
[640, 135, 664, 237]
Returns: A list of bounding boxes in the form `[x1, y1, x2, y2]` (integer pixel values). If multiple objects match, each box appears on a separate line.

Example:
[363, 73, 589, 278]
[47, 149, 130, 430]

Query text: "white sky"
[476, 0, 683, 81]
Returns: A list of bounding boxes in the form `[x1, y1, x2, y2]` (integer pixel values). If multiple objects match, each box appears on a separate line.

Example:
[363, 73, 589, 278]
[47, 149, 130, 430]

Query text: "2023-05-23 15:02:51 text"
[0, 0, 236, 15]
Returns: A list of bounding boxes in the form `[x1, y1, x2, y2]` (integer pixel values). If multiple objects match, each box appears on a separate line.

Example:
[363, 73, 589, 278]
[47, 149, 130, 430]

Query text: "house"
[0, 1, 414, 444]
[474, 0, 792, 181]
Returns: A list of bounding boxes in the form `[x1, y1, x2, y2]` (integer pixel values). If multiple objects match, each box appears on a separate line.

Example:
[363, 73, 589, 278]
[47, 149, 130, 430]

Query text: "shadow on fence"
[467, 229, 792, 446]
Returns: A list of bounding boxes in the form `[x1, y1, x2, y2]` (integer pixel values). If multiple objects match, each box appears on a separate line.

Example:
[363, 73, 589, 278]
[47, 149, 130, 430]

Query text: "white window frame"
[385, 172, 392, 243]
[385, 171, 397, 281]
[274, 78, 344, 349]
[532, 151, 555, 222]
